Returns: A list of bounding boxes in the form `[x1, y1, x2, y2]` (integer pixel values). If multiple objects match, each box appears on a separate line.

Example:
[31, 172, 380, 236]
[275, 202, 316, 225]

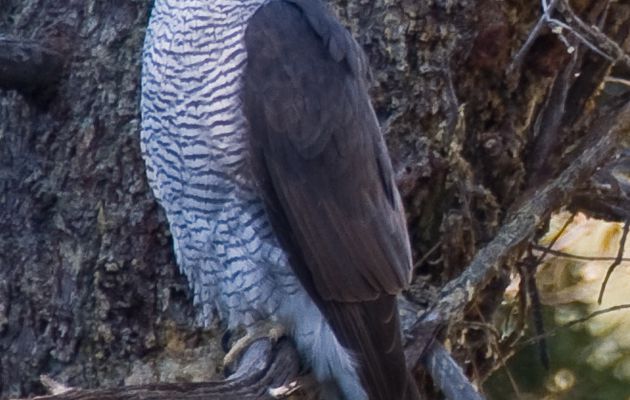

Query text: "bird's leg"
[223, 320, 285, 370]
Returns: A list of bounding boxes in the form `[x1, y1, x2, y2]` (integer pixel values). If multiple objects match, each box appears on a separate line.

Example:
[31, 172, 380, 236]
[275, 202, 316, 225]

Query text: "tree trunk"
[1, 0, 628, 399]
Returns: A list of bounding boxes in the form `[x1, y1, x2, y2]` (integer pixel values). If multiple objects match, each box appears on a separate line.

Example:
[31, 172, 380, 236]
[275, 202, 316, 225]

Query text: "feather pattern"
[243, 1, 419, 399]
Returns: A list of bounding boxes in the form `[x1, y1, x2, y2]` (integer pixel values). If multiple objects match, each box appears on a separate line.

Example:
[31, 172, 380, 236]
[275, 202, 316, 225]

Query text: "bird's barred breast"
[140, 0, 298, 328]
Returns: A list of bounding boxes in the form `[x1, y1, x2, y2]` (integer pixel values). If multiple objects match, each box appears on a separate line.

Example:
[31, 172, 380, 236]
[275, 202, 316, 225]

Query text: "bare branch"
[423, 342, 484, 400]
[406, 99, 630, 367]
[527, 47, 578, 186]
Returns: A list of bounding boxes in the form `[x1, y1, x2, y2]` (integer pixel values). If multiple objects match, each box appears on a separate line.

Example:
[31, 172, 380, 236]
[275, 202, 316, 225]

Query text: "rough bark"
[1, 0, 629, 399]
[18, 339, 302, 400]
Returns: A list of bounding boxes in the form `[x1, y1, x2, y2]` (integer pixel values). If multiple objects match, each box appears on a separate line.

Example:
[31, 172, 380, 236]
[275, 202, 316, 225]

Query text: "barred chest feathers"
[140, 0, 290, 327]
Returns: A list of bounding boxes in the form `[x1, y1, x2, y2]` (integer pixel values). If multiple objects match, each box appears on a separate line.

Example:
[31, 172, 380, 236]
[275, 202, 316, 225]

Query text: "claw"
[222, 321, 285, 371]
[269, 380, 299, 398]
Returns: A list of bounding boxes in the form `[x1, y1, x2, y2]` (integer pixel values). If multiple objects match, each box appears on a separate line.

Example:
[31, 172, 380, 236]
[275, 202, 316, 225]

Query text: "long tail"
[325, 295, 420, 400]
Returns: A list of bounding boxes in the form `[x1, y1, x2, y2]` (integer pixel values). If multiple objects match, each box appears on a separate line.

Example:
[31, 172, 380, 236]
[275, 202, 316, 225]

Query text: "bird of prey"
[140, 0, 419, 399]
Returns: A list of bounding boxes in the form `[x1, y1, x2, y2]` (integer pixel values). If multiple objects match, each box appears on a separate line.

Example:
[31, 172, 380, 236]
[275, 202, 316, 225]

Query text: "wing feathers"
[245, 0, 412, 303]
[244, 1, 419, 398]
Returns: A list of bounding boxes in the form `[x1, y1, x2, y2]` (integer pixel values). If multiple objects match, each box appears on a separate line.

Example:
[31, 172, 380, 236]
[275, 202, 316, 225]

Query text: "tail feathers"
[326, 295, 420, 400]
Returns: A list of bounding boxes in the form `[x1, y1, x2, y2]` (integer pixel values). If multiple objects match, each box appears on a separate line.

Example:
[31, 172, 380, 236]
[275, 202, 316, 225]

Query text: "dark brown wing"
[243, 1, 418, 399]
[243, 0, 412, 304]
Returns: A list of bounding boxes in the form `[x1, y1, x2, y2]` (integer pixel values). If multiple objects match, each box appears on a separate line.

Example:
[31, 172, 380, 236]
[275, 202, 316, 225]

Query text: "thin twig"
[414, 240, 442, 269]
[606, 77, 630, 87]
[534, 213, 576, 264]
[531, 244, 630, 262]
[509, 0, 630, 73]
[520, 303, 630, 347]
[496, 352, 523, 399]
[547, 18, 614, 62]
[456, 320, 523, 398]
[598, 220, 630, 304]
[519, 252, 549, 369]
[522, 211, 577, 358]
[509, 0, 560, 72]
[557, 0, 630, 68]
